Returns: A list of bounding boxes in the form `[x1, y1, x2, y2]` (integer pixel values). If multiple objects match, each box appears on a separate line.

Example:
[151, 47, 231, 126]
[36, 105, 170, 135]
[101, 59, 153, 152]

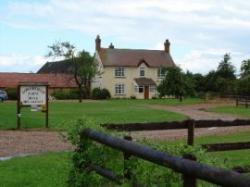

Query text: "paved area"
[0, 130, 73, 158]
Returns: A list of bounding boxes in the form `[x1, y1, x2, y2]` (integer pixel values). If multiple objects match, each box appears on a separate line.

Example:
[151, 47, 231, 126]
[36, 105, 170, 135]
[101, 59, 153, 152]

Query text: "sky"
[0, 0, 250, 74]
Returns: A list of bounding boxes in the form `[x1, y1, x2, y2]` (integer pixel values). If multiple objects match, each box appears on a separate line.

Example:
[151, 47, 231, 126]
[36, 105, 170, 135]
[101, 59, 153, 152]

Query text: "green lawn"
[0, 98, 204, 129]
[208, 105, 250, 118]
[1, 98, 249, 186]
[0, 152, 71, 187]
[157, 130, 250, 167]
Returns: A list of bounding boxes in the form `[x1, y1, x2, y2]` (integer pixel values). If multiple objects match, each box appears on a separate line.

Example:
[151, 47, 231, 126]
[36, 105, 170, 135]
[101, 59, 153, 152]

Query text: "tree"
[237, 59, 250, 96]
[47, 41, 96, 102]
[216, 53, 236, 79]
[240, 59, 250, 78]
[157, 66, 189, 101]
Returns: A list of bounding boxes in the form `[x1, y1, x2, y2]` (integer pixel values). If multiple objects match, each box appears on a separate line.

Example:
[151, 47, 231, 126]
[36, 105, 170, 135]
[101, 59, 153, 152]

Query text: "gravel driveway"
[0, 130, 73, 158]
[131, 103, 250, 140]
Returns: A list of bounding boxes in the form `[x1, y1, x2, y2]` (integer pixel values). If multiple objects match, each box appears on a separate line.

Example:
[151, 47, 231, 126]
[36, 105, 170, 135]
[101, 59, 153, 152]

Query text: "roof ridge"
[101, 47, 164, 52]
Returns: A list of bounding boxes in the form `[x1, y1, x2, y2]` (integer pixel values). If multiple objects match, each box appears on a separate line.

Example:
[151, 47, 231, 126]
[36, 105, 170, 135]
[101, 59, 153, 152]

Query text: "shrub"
[91, 88, 111, 100]
[100, 88, 111, 99]
[68, 118, 226, 187]
[51, 89, 82, 100]
[130, 96, 136, 99]
[5, 88, 17, 100]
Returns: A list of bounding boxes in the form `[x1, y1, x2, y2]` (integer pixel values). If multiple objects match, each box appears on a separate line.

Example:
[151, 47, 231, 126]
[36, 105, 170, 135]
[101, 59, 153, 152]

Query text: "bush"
[51, 89, 83, 100]
[91, 88, 111, 100]
[5, 88, 17, 100]
[130, 96, 136, 99]
[68, 118, 226, 187]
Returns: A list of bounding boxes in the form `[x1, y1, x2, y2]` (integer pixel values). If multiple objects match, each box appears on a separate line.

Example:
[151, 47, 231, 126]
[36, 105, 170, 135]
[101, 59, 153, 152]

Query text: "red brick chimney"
[164, 39, 170, 53]
[109, 43, 114, 49]
[95, 35, 101, 51]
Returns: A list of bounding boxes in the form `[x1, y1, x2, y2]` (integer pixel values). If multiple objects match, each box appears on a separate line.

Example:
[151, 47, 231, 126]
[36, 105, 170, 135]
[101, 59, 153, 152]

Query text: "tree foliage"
[157, 66, 192, 101]
[240, 59, 250, 78]
[47, 41, 96, 102]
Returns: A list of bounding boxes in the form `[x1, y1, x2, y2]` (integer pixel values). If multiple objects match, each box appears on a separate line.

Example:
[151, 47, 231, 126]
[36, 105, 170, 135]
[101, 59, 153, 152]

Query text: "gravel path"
[150, 103, 249, 120]
[0, 130, 73, 158]
[131, 103, 250, 140]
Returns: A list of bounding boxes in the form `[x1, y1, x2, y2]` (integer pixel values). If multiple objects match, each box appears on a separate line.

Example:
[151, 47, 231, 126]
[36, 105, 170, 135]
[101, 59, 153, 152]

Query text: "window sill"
[115, 76, 126, 79]
[114, 94, 126, 96]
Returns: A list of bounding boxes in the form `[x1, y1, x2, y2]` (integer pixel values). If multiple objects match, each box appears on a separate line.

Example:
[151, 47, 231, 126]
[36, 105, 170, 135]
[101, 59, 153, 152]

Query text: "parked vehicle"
[0, 90, 8, 102]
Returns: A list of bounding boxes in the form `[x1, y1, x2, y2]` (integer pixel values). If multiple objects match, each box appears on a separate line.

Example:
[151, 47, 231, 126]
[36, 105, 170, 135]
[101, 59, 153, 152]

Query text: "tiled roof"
[98, 48, 175, 67]
[134, 78, 156, 86]
[37, 59, 74, 74]
[0, 73, 77, 88]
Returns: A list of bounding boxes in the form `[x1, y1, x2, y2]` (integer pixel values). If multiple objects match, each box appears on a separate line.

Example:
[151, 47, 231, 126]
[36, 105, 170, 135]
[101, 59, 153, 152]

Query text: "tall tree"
[240, 59, 250, 78]
[47, 41, 96, 102]
[157, 66, 189, 101]
[216, 53, 236, 79]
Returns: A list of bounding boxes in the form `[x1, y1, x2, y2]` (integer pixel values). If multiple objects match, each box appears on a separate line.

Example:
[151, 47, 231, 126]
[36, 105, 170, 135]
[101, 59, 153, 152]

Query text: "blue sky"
[1, 0, 250, 74]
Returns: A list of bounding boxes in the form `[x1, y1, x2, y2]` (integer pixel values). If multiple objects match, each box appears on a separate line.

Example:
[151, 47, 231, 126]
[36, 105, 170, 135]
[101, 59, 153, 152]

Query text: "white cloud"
[177, 48, 247, 75]
[0, 54, 47, 72]
[1, 0, 250, 73]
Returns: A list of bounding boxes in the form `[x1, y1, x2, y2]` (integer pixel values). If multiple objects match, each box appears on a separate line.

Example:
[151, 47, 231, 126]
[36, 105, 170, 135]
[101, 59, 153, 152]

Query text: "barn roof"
[0, 73, 77, 88]
[37, 59, 74, 74]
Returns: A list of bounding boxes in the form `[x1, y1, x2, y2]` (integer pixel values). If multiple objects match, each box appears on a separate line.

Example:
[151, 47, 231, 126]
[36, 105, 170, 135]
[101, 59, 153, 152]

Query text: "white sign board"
[20, 86, 46, 105]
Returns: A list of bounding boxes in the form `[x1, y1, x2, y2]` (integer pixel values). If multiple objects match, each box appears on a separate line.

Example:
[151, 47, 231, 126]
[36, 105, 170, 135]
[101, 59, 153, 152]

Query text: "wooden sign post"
[17, 82, 49, 129]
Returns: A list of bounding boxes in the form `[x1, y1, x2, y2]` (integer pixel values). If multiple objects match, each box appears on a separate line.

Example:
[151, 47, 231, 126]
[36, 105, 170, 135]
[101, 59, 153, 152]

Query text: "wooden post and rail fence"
[80, 128, 250, 187]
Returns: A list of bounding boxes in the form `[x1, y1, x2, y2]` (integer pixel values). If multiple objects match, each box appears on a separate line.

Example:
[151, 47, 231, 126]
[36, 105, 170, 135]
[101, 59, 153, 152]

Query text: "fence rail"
[81, 128, 250, 187]
[236, 95, 250, 108]
[102, 119, 250, 131]
[202, 141, 250, 152]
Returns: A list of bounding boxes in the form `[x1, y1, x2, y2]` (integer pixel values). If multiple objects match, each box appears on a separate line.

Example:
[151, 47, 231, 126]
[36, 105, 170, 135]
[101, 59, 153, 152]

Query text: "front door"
[144, 86, 149, 99]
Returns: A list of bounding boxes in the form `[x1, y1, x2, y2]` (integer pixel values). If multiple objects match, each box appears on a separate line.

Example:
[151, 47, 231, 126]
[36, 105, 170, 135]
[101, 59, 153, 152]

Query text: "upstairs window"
[115, 67, 125, 77]
[140, 67, 145, 77]
[158, 67, 166, 78]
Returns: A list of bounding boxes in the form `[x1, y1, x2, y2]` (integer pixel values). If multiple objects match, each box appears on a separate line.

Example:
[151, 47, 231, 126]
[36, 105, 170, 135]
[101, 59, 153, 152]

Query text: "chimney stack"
[164, 39, 170, 53]
[95, 35, 101, 51]
[109, 43, 114, 49]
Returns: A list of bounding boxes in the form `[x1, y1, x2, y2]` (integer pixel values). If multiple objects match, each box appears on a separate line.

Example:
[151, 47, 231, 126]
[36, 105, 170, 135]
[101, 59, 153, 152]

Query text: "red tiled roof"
[98, 48, 175, 67]
[0, 73, 77, 88]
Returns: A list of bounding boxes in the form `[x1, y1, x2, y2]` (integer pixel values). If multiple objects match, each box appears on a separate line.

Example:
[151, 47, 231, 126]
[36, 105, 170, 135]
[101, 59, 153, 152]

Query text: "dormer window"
[158, 67, 166, 78]
[140, 67, 145, 77]
[115, 67, 125, 77]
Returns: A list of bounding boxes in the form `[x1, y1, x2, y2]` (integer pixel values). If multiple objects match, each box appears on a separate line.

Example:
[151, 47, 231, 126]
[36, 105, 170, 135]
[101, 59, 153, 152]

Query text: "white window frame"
[139, 86, 144, 93]
[114, 67, 125, 77]
[139, 67, 145, 77]
[115, 84, 125, 95]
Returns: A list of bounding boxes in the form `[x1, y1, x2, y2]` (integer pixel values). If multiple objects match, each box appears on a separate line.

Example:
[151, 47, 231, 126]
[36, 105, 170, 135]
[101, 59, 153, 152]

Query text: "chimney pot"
[164, 39, 170, 53]
[95, 35, 101, 51]
[109, 42, 114, 49]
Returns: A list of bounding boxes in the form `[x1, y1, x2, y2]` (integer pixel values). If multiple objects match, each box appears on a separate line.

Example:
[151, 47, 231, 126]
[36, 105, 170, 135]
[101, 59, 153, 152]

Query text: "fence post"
[182, 154, 197, 187]
[236, 96, 238, 107]
[123, 135, 132, 179]
[187, 120, 195, 146]
[246, 97, 248, 108]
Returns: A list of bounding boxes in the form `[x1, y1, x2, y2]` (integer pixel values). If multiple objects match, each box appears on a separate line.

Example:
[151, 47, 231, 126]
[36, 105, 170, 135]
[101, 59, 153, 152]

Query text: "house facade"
[92, 35, 175, 99]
